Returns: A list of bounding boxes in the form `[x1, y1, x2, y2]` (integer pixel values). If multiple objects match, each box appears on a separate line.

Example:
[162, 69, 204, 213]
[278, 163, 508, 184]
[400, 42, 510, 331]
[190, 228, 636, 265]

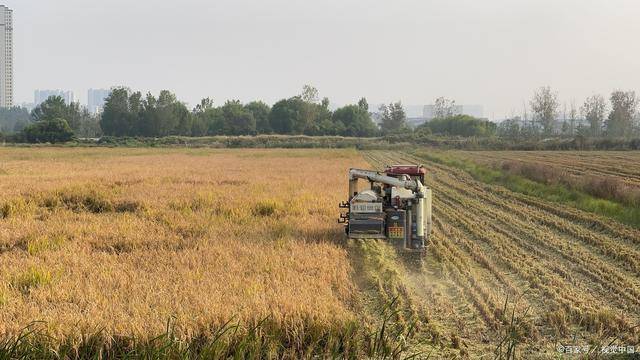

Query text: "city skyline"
[5, 1, 640, 120]
[34, 89, 75, 106]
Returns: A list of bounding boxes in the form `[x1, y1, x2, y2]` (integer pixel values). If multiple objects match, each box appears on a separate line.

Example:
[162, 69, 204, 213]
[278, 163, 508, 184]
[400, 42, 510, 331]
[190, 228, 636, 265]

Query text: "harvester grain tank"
[338, 165, 433, 252]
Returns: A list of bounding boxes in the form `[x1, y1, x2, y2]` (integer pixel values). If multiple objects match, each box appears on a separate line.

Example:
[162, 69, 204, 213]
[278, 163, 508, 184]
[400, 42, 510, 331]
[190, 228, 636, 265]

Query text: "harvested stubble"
[363, 150, 640, 356]
[0, 148, 368, 355]
[457, 150, 640, 205]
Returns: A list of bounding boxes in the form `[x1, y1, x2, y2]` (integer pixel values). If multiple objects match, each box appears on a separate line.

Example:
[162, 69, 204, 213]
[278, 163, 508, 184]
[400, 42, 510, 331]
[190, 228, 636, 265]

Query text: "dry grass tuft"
[10, 267, 52, 294]
[252, 199, 285, 217]
[0, 198, 32, 219]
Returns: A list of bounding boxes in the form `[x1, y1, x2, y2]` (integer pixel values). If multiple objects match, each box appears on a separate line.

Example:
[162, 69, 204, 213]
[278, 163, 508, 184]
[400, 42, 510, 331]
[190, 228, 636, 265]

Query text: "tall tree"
[358, 98, 369, 112]
[31, 96, 68, 122]
[569, 101, 577, 136]
[379, 102, 407, 134]
[530, 86, 559, 136]
[220, 100, 256, 135]
[606, 90, 638, 137]
[191, 98, 215, 136]
[581, 94, 606, 137]
[268, 97, 306, 134]
[433, 97, 457, 119]
[300, 84, 319, 103]
[245, 101, 271, 134]
[332, 104, 378, 137]
[298, 85, 327, 135]
[100, 87, 140, 136]
[32, 96, 94, 134]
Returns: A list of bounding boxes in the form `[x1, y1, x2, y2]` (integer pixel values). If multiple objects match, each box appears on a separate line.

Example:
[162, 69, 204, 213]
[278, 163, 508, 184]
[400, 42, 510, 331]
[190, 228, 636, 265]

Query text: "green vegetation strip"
[414, 151, 640, 228]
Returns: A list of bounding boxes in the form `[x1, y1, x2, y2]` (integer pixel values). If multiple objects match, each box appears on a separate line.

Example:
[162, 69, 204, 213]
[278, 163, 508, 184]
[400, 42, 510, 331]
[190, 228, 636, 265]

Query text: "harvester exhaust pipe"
[414, 181, 426, 249]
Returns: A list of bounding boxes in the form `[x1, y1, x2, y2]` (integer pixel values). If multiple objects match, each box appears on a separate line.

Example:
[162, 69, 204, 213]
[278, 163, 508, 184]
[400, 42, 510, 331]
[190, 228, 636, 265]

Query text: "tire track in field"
[362, 151, 502, 348]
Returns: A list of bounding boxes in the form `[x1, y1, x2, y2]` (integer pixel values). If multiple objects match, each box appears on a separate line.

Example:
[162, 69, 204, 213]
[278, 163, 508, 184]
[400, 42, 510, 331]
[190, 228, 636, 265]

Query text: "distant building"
[87, 88, 110, 114]
[18, 102, 34, 112]
[423, 104, 484, 120]
[0, 5, 13, 107]
[34, 90, 75, 106]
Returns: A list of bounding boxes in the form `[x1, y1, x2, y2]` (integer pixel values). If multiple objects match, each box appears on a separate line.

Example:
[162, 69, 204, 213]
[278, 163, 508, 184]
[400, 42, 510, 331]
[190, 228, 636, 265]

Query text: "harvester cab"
[338, 165, 433, 253]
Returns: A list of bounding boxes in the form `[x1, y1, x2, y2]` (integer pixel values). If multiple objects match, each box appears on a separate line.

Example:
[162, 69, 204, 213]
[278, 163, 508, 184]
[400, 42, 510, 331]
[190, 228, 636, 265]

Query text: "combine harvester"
[339, 165, 433, 256]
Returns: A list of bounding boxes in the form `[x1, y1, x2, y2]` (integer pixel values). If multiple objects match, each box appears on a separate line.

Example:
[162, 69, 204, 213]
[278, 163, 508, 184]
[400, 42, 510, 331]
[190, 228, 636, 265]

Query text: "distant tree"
[379, 102, 408, 134]
[174, 103, 193, 136]
[32, 95, 96, 135]
[301, 84, 319, 103]
[606, 90, 638, 137]
[569, 101, 577, 136]
[245, 101, 271, 134]
[0, 107, 30, 133]
[77, 113, 102, 138]
[192, 98, 215, 136]
[581, 94, 606, 137]
[220, 100, 256, 135]
[358, 98, 369, 112]
[530, 86, 559, 136]
[31, 96, 68, 122]
[575, 123, 591, 138]
[101, 87, 139, 136]
[269, 97, 306, 134]
[497, 117, 522, 140]
[298, 85, 330, 135]
[561, 120, 570, 136]
[23, 118, 74, 143]
[420, 114, 496, 137]
[203, 109, 225, 136]
[433, 97, 458, 119]
[305, 97, 333, 135]
[194, 98, 214, 113]
[137, 92, 159, 136]
[332, 104, 378, 137]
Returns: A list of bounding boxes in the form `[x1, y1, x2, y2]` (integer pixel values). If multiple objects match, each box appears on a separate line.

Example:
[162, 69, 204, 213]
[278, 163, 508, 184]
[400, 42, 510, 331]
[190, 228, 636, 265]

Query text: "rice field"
[1, 147, 639, 358]
[0, 148, 382, 358]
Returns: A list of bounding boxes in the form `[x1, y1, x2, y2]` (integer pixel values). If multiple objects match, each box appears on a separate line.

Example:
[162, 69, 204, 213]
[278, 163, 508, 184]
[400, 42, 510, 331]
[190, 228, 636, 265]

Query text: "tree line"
[498, 87, 640, 140]
[2, 84, 639, 144]
[99, 85, 383, 138]
[0, 96, 101, 143]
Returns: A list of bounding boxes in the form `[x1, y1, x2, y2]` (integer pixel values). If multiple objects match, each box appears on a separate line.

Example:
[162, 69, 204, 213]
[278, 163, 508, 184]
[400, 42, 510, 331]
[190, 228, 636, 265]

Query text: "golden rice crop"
[0, 148, 365, 341]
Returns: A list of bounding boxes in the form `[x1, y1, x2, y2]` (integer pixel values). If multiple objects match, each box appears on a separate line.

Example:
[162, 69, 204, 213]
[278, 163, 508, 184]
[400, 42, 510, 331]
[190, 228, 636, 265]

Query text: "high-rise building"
[87, 88, 110, 113]
[0, 5, 13, 108]
[34, 90, 75, 106]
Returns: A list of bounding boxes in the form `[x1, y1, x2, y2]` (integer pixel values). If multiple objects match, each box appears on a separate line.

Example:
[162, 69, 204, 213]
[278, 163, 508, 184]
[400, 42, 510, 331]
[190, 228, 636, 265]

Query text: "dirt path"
[361, 150, 640, 357]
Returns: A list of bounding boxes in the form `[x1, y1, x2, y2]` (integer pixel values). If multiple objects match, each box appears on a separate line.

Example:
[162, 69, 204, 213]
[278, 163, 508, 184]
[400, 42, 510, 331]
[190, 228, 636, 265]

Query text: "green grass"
[10, 267, 52, 294]
[415, 151, 640, 228]
[0, 307, 424, 360]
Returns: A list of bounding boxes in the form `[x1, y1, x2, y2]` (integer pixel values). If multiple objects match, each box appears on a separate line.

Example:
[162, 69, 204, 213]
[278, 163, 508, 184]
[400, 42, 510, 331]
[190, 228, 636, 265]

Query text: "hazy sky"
[10, 0, 640, 119]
